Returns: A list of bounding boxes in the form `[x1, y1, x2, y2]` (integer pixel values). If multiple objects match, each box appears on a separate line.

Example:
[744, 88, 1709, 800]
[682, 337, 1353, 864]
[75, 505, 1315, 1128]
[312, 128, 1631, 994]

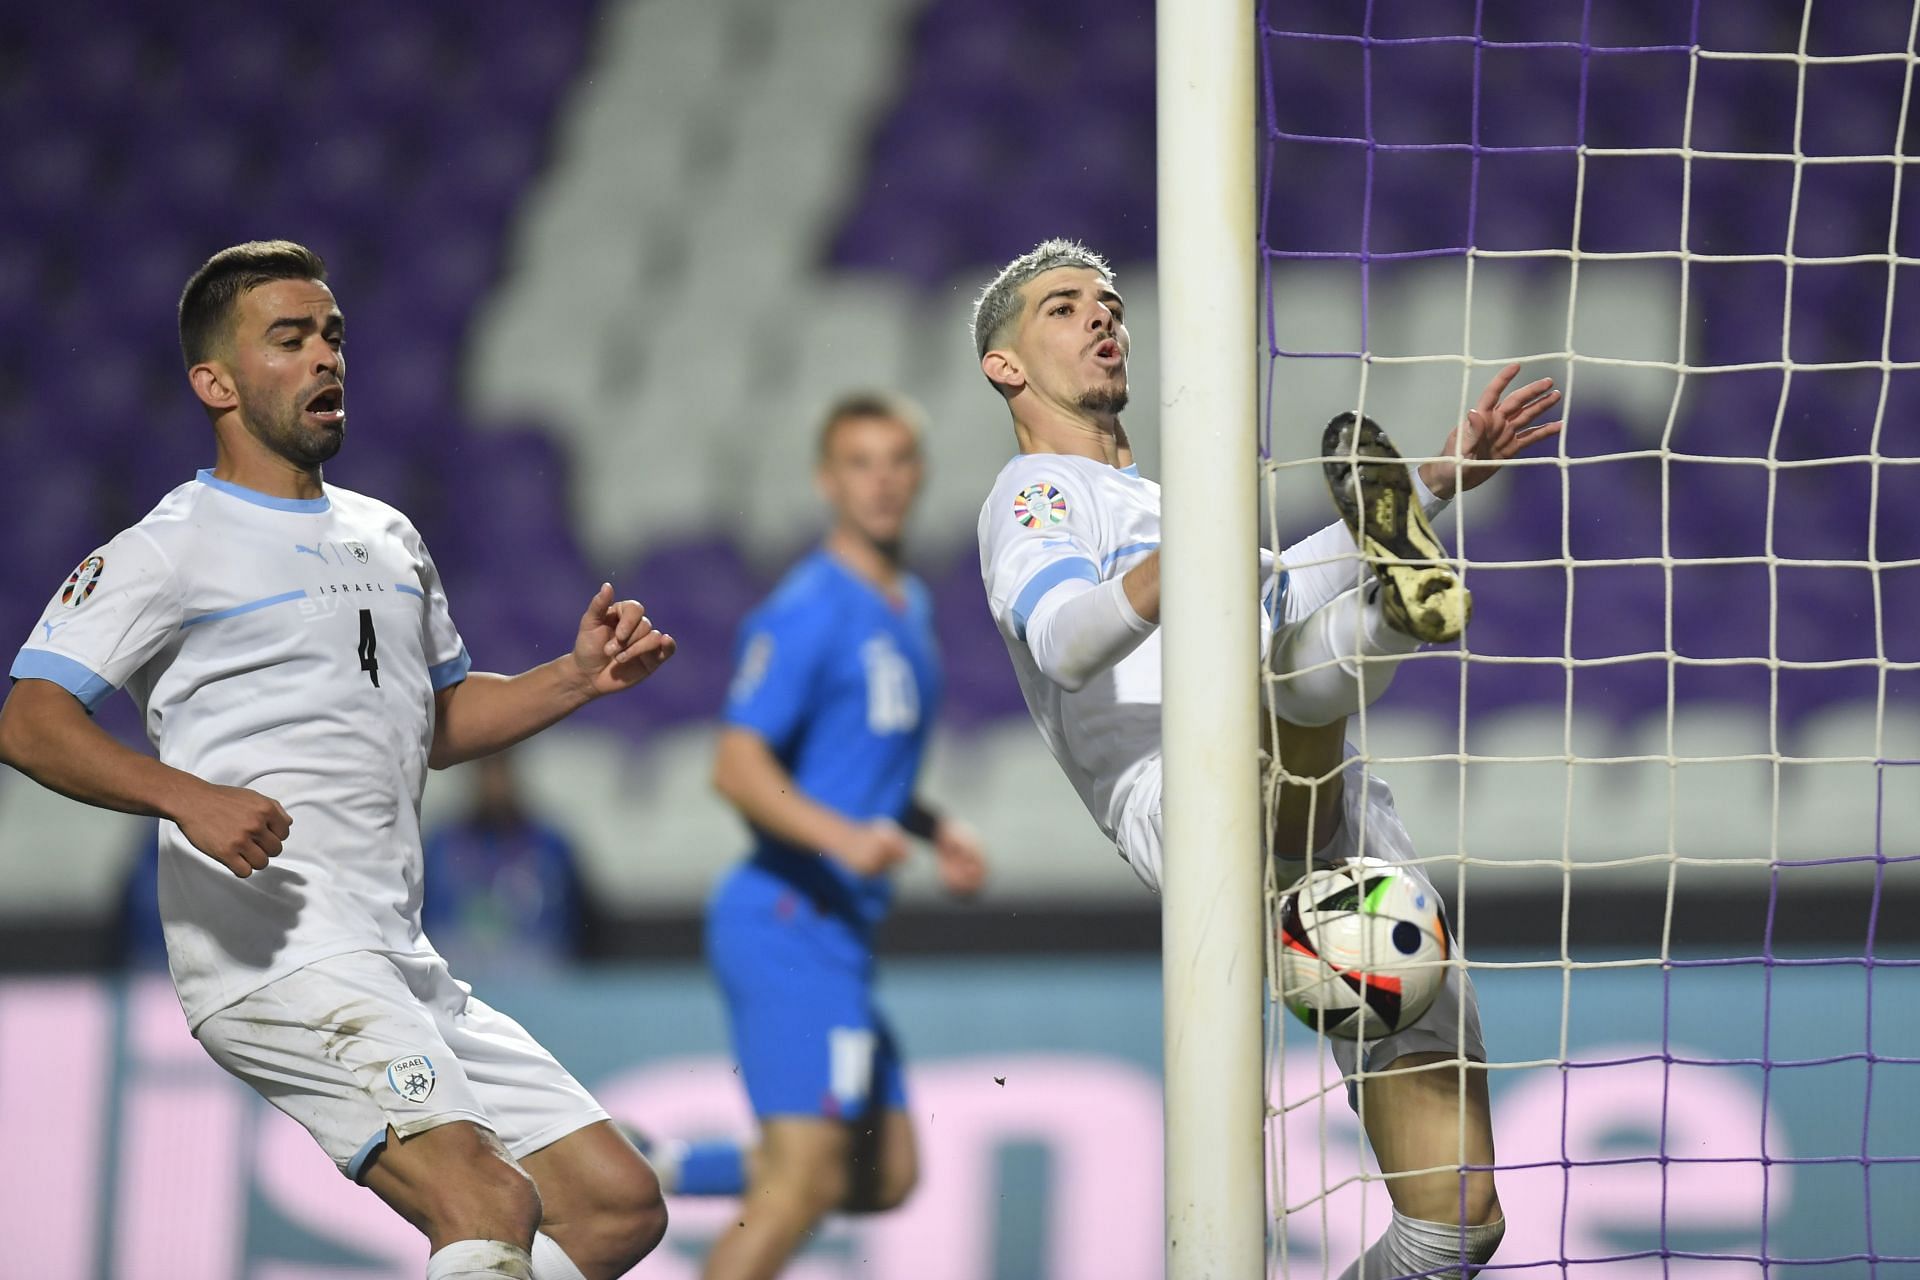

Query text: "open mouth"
[1091, 338, 1123, 365]
[305, 385, 345, 424]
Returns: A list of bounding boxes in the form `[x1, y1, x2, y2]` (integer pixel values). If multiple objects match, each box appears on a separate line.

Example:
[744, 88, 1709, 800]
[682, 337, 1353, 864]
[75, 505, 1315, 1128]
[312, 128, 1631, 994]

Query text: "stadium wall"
[5, 957, 1914, 1277]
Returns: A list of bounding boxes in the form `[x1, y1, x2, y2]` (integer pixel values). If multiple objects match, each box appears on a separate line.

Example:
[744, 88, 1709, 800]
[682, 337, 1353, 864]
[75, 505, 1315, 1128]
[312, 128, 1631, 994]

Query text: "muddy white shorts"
[196, 949, 608, 1182]
[1116, 751, 1486, 1088]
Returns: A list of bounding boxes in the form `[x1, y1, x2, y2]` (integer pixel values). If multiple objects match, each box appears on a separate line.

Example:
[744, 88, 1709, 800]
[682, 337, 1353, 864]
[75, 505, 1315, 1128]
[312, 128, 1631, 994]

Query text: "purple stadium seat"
[0, 0, 1895, 752]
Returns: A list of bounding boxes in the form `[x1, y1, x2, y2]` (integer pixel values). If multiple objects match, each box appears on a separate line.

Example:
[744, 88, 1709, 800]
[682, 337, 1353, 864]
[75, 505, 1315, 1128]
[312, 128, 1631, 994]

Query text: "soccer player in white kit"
[0, 243, 675, 1280]
[971, 241, 1562, 1278]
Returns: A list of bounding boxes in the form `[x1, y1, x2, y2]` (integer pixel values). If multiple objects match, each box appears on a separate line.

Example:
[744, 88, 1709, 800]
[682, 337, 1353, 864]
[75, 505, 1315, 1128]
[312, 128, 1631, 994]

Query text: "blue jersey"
[721, 549, 942, 928]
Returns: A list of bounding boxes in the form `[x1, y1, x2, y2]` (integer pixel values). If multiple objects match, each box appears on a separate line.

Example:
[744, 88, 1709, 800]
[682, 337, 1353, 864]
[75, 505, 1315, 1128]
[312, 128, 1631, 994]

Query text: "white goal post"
[1155, 0, 1266, 1274]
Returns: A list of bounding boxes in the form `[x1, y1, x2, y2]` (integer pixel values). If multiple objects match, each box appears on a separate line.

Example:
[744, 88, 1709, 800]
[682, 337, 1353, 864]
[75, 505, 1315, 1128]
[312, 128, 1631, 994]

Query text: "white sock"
[531, 1232, 590, 1280]
[1267, 585, 1420, 727]
[1337, 1210, 1505, 1280]
[426, 1240, 534, 1280]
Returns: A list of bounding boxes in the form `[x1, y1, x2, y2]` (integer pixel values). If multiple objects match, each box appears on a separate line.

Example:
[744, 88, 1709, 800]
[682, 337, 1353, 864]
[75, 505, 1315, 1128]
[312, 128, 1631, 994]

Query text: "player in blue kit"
[646, 392, 987, 1280]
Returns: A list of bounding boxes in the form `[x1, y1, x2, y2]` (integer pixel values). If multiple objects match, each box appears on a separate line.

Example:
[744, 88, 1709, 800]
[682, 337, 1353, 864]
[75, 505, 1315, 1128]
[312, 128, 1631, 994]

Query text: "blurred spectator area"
[0, 0, 1913, 952]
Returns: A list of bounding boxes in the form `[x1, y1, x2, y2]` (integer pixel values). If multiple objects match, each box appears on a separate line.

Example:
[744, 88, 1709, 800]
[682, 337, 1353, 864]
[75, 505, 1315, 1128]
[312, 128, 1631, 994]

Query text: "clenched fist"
[176, 784, 293, 879]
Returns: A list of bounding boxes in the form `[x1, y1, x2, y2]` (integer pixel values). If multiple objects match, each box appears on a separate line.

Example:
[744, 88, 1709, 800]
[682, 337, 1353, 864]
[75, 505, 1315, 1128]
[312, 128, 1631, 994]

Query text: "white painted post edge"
[1156, 0, 1265, 1276]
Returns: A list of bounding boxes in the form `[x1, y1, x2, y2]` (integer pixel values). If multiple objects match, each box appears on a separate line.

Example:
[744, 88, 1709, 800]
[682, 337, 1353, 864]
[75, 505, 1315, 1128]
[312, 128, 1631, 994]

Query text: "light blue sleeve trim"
[1100, 540, 1159, 574]
[179, 590, 308, 630]
[10, 649, 115, 712]
[394, 583, 425, 600]
[346, 1128, 388, 1183]
[428, 645, 472, 691]
[1009, 557, 1100, 641]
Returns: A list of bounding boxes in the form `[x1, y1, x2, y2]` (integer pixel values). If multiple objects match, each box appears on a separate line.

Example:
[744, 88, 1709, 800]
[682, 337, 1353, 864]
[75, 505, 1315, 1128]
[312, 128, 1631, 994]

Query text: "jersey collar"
[196, 469, 332, 513]
[1014, 451, 1141, 479]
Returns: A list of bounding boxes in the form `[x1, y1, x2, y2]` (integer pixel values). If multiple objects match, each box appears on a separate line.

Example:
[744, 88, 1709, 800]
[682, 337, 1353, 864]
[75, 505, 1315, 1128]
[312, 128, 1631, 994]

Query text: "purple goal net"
[1258, 1, 1920, 1275]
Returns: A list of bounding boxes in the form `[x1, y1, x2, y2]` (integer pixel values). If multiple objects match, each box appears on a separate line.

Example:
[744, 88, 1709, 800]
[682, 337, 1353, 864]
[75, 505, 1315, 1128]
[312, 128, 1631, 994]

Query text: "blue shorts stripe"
[346, 1128, 388, 1184]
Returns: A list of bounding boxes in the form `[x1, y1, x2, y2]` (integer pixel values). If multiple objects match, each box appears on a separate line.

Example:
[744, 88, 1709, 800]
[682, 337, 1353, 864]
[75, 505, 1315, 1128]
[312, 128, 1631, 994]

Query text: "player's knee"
[749, 1151, 849, 1224]
[625, 1172, 671, 1264]
[425, 1153, 543, 1245]
[530, 1163, 667, 1276]
[843, 1160, 916, 1214]
[1473, 1186, 1502, 1233]
[796, 1160, 854, 1221]
[1449, 1174, 1500, 1232]
[870, 1162, 918, 1213]
[589, 1182, 669, 1272]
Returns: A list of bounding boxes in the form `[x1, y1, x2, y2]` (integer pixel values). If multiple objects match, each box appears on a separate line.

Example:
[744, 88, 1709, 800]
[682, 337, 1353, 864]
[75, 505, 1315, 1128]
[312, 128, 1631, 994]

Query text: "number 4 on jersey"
[358, 609, 380, 687]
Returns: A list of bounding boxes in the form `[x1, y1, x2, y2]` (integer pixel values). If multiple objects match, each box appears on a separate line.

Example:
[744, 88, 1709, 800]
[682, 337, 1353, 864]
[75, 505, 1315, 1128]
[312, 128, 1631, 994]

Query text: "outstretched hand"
[572, 582, 676, 697]
[1418, 363, 1563, 500]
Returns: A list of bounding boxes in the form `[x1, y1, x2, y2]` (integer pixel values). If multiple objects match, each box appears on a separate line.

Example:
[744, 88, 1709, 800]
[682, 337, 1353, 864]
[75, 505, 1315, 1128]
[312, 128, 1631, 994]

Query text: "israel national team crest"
[60, 556, 105, 608]
[386, 1054, 437, 1104]
[1012, 482, 1068, 528]
[343, 540, 369, 564]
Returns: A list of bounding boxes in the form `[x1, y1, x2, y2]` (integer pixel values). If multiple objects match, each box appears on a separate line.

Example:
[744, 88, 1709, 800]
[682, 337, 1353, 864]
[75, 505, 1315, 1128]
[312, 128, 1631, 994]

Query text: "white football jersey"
[978, 453, 1166, 842]
[11, 471, 469, 1026]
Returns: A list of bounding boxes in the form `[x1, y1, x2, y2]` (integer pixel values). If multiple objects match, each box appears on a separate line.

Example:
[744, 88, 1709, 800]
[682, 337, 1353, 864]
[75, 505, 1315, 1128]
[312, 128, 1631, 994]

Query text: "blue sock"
[676, 1140, 747, 1197]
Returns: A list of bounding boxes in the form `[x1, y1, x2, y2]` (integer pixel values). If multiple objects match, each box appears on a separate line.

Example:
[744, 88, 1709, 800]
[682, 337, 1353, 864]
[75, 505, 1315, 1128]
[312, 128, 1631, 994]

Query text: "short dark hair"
[971, 238, 1114, 360]
[816, 390, 926, 460]
[178, 240, 329, 367]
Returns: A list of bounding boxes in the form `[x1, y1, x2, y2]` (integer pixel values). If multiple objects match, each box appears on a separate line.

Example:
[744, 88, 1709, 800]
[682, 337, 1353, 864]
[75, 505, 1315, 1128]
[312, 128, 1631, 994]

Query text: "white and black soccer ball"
[1277, 857, 1451, 1040]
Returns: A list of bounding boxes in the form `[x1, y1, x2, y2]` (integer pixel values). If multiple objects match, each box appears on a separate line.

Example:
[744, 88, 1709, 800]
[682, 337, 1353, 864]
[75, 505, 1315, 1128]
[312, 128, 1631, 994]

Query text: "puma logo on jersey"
[294, 543, 328, 562]
[40, 619, 67, 642]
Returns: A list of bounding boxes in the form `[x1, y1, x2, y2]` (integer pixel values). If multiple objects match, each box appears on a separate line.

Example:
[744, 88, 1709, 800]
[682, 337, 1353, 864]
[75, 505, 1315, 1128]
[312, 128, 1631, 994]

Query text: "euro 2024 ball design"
[1277, 857, 1451, 1040]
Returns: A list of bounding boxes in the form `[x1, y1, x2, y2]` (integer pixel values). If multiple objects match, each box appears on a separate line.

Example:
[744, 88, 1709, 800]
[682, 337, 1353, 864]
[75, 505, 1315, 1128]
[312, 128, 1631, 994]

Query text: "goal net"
[1257, 1, 1920, 1273]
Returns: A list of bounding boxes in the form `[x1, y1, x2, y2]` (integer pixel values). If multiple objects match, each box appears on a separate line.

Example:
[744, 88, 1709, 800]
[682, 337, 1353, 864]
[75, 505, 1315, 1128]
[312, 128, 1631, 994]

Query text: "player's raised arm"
[1416, 362, 1562, 501]
[428, 582, 676, 770]
[0, 680, 290, 879]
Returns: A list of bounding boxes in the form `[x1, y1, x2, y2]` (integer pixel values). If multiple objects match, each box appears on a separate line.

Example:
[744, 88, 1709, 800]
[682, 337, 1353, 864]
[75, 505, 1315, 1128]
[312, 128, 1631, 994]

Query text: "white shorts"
[196, 949, 608, 1182]
[1116, 752, 1486, 1087]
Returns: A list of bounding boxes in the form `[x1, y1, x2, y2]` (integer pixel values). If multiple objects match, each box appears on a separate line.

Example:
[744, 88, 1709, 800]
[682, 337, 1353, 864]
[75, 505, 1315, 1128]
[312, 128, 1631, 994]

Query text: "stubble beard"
[1077, 384, 1130, 416]
[237, 385, 343, 469]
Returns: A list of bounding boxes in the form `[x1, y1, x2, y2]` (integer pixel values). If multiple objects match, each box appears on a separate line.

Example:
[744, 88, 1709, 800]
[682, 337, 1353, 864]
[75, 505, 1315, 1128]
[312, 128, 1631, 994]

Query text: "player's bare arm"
[1122, 549, 1160, 623]
[0, 679, 291, 879]
[1416, 363, 1563, 501]
[711, 727, 909, 877]
[429, 582, 675, 769]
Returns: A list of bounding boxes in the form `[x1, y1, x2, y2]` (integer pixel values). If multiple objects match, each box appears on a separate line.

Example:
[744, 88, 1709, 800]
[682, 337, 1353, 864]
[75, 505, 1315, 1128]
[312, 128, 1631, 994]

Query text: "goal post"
[1155, 0, 1266, 1274]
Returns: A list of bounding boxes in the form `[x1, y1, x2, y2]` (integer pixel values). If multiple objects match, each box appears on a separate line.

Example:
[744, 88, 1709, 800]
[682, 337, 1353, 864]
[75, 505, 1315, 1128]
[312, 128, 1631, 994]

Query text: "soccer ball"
[1277, 857, 1450, 1040]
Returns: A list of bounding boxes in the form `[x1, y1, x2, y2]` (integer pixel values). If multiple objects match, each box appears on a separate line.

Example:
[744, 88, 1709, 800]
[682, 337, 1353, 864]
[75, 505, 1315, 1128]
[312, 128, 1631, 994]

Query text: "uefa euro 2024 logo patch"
[386, 1054, 437, 1104]
[1012, 482, 1067, 529]
[60, 556, 105, 609]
